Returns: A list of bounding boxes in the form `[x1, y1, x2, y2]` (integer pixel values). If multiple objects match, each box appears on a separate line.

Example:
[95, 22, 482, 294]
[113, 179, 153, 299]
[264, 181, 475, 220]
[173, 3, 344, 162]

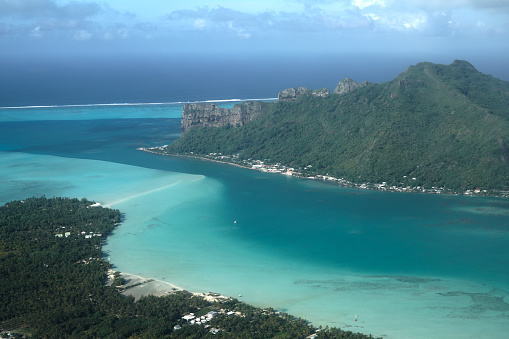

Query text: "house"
[182, 313, 195, 321]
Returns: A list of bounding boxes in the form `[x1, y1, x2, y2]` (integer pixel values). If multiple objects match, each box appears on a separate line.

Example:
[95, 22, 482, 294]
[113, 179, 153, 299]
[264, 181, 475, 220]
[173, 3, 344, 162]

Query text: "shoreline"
[107, 270, 232, 303]
[137, 147, 509, 198]
[116, 271, 183, 299]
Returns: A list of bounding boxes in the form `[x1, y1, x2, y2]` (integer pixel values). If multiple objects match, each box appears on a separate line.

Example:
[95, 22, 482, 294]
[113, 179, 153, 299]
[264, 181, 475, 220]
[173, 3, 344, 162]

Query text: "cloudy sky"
[1, 0, 507, 57]
[1, 0, 508, 87]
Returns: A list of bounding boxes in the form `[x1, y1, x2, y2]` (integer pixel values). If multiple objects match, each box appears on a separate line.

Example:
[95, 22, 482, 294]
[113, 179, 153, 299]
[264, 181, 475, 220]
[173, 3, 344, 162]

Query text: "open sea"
[1, 56, 509, 338]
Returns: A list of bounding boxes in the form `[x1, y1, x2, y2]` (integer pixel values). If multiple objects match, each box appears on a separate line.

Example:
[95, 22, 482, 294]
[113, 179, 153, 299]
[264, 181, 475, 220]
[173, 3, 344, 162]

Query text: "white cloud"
[396, 0, 509, 13]
[30, 25, 42, 38]
[162, 1, 509, 45]
[0, 0, 507, 55]
[0, 0, 102, 19]
[168, 5, 375, 38]
[0, 23, 10, 36]
[228, 21, 251, 39]
[194, 18, 207, 30]
[352, 0, 386, 10]
[116, 27, 129, 39]
[73, 29, 92, 41]
[102, 31, 113, 40]
[0, 0, 156, 43]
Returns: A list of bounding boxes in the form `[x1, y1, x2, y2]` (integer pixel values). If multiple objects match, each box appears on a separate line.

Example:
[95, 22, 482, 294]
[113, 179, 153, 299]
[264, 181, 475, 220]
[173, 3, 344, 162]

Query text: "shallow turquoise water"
[1, 105, 509, 338]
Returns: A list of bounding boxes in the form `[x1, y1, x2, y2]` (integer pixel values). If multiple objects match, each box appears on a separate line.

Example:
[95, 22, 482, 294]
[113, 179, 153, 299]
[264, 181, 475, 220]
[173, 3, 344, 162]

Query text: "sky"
[1, 0, 508, 80]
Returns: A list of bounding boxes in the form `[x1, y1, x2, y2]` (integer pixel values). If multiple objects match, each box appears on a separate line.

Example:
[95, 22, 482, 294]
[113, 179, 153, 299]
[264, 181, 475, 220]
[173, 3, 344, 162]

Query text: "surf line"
[0, 98, 278, 110]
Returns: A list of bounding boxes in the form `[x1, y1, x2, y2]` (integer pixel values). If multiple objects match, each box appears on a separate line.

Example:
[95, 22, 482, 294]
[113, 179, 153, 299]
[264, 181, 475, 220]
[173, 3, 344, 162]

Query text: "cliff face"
[278, 87, 330, 101]
[277, 79, 369, 101]
[181, 101, 267, 133]
[333, 78, 371, 95]
[181, 78, 364, 133]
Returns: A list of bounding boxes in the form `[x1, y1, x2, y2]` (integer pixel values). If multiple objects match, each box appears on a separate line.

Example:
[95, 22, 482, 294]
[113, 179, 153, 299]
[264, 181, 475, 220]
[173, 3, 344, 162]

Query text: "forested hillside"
[166, 60, 509, 192]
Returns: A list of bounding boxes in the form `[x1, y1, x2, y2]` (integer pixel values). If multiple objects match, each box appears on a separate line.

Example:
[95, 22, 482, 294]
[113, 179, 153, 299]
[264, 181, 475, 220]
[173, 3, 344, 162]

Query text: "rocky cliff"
[277, 78, 369, 101]
[278, 87, 330, 101]
[333, 78, 371, 95]
[181, 78, 365, 133]
[181, 101, 267, 133]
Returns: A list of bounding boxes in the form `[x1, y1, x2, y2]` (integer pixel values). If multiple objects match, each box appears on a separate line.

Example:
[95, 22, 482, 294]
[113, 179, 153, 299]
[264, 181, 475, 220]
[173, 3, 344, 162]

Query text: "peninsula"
[149, 60, 509, 195]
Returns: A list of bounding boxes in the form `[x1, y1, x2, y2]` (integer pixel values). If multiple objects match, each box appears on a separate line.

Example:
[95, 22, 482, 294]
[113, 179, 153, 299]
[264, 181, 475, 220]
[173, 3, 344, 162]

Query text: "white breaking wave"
[0, 98, 278, 110]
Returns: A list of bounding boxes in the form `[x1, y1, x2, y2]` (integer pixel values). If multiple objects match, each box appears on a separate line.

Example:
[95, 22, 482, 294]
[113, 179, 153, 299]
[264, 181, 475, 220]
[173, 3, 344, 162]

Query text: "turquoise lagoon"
[1, 104, 509, 338]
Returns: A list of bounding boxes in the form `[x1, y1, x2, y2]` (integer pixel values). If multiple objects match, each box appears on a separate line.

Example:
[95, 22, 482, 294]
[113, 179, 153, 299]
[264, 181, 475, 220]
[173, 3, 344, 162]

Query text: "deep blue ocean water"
[1, 56, 509, 338]
[0, 54, 465, 108]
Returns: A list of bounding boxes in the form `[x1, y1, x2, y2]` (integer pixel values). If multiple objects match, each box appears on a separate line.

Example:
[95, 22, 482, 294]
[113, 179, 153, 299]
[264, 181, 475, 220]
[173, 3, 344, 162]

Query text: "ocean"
[1, 56, 509, 338]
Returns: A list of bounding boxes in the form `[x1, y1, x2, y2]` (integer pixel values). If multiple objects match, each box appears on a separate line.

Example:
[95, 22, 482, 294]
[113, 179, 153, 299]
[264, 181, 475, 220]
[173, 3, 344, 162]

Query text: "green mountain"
[165, 60, 509, 192]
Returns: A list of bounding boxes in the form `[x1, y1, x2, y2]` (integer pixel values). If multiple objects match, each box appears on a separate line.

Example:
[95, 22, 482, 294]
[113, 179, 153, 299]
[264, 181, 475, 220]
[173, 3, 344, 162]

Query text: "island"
[145, 60, 509, 196]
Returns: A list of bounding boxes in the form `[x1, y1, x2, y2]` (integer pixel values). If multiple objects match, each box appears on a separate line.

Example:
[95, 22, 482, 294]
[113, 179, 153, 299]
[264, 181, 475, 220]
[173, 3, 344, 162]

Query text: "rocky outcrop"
[279, 79, 370, 101]
[278, 87, 330, 101]
[181, 79, 367, 133]
[309, 88, 330, 98]
[333, 78, 370, 95]
[278, 87, 309, 101]
[181, 101, 267, 133]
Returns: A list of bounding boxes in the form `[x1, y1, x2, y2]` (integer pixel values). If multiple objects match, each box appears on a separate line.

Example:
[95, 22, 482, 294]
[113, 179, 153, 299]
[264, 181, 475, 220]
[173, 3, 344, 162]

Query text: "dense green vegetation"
[167, 60, 509, 192]
[1, 197, 376, 338]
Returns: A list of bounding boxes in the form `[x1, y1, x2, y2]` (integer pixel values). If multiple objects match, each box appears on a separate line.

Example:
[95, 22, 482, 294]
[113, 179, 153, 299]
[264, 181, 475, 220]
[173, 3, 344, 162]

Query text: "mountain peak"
[451, 59, 476, 70]
[402, 60, 479, 77]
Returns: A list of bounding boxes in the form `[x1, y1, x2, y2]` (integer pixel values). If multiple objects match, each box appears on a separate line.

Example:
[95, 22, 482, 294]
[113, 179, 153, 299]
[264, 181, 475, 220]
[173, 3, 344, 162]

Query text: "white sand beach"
[115, 272, 184, 300]
[108, 271, 231, 304]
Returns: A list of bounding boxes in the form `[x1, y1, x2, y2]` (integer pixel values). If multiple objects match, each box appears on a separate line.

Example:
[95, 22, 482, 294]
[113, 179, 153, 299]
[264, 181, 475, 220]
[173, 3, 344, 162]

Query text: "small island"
[146, 60, 509, 197]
